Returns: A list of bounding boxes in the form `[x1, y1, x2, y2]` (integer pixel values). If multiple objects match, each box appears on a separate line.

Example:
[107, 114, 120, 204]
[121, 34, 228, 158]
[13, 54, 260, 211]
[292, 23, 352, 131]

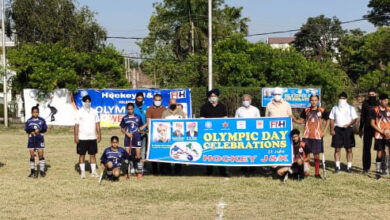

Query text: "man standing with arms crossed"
[74, 95, 101, 179]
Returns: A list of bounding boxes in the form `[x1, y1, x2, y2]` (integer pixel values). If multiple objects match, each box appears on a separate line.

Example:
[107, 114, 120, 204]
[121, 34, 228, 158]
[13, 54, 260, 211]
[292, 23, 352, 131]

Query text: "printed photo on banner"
[186, 122, 198, 137]
[153, 122, 171, 143]
[170, 142, 203, 162]
[173, 122, 184, 137]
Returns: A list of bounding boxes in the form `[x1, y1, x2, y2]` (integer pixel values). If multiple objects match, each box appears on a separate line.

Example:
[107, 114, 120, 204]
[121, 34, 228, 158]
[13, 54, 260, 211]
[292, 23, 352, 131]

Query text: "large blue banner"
[262, 87, 321, 108]
[147, 117, 293, 166]
[73, 89, 192, 127]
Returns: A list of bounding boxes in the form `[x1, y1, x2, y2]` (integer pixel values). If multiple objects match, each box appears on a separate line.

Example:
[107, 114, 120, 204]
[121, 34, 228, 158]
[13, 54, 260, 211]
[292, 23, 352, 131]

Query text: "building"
[267, 37, 295, 50]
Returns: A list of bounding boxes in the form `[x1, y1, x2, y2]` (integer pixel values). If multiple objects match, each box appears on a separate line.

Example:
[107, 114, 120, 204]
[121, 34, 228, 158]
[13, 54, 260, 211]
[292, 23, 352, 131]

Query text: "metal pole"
[208, 0, 212, 91]
[1, 0, 8, 127]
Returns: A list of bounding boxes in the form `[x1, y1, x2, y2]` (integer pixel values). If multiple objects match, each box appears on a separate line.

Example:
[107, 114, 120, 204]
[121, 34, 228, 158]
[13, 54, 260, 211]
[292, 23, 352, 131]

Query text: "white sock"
[39, 159, 45, 172]
[376, 162, 381, 172]
[91, 163, 96, 174]
[79, 163, 85, 173]
[347, 162, 352, 169]
[335, 161, 340, 169]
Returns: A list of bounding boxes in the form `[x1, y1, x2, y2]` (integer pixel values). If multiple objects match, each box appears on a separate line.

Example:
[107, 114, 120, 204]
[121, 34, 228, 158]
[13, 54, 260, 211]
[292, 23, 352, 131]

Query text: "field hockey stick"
[128, 135, 133, 176]
[322, 140, 327, 181]
[98, 167, 106, 184]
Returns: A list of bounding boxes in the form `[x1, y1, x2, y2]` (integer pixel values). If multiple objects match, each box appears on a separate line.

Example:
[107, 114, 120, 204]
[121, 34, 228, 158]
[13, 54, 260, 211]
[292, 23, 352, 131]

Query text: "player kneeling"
[277, 129, 307, 182]
[25, 106, 48, 178]
[100, 136, 130, 181]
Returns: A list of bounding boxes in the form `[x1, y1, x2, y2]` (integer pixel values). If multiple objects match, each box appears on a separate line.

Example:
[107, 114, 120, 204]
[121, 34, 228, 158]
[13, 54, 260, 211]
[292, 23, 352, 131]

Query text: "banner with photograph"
[73, 89, 192, 127]
[147, 117, 293, 166]
[262, 87, 321, 108]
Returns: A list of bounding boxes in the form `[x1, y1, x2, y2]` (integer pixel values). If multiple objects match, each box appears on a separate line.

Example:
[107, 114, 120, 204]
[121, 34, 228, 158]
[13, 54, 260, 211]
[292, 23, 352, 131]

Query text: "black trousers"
[206, 166, 228, 176]
[363, 126, 386, 171]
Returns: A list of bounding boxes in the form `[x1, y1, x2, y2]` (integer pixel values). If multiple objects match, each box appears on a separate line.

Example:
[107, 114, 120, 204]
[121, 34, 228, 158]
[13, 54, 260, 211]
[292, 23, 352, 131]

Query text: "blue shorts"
[27, 135, 45, 149]
[124, 132, 142, 148]
[303, 138, 323, 154]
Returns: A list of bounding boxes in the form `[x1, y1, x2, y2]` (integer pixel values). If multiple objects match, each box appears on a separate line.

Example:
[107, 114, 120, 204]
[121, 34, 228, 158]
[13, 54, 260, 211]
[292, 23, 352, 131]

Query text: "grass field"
[0, 125, 390, 220]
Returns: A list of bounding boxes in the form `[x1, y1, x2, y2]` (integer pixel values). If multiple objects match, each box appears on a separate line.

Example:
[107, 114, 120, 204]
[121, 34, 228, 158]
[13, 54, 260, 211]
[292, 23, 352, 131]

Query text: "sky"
[78, 0, 376, 55]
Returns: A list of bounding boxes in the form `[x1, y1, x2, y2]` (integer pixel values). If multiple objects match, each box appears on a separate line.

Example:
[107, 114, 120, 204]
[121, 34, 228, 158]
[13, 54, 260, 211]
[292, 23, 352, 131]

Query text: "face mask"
[368, 96, 377, 105]
[338, 99, 347, 107]
[154, 101, 162, 107]
[243, 101, 250, 107]
[136, 101, 143, 107]
[209, 97, 218, 103]
[273, 95, 282, 102]
[83, 102, 91, 110]
[169, 104, 177, 111]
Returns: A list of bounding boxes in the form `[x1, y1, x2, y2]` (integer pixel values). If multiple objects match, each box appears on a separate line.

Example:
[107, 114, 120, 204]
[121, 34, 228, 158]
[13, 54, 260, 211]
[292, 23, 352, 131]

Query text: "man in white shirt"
[329, 92, 358, 173]
[265, 87, 293, 118]
[74, 95, 101, 179]
[235, 94, 261, 118]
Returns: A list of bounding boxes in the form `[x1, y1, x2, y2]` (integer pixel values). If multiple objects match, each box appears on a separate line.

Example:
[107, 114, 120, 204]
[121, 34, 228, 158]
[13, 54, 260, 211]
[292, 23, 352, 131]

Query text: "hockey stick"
[98, 167, 106, 184]
[322, 139, 327, 181]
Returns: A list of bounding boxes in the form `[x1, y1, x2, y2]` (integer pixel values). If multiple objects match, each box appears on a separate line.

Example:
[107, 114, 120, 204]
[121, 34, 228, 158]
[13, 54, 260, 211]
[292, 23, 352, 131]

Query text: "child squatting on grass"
[100, 136, 130, 181]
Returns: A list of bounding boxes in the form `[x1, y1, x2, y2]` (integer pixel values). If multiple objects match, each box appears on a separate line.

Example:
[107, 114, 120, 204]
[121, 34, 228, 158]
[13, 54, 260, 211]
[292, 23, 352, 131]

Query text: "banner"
[262, 87, 321, 108]
[73, 89, 192, 127]
[147, 117, 293, 166]
[23, 89, 77, 126]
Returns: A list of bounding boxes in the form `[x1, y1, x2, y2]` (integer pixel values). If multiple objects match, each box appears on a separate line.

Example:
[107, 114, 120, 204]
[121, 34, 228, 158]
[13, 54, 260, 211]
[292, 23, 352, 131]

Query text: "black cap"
[290, 129, 300, 137]
[368, 87, 377, 93]
[379, 94, 389, 100]
[82, 95, 91, 102]
[338, 92, 348, 99]
[136, 92, 144, 98]
[207, 89, 220, 97]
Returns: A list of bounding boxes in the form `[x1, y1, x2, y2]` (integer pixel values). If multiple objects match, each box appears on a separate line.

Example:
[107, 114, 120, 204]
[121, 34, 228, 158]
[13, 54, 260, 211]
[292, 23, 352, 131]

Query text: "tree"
[7, 42, 129, 95]
[293, 15, 344, 60]
[6, 0, 106, 51]
[365, 0, 390, 26]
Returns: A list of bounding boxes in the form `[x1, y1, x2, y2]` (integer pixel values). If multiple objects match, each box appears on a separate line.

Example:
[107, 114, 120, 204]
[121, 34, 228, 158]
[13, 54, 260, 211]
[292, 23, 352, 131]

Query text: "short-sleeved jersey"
[371, 106, 390, 139]
[100, 147, 129, 166]
[25, 117, 47, 134]
[75, 108, 100, 140]
[293, 141, 306, 163]
[300, 107, 329, 140]
[120, 114, 143, 133]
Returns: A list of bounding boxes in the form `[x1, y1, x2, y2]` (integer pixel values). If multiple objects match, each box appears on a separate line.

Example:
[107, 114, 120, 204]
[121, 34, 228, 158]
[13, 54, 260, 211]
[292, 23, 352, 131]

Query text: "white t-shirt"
[75, 107, 100, 140]
[329, 104, 358, 127]
[235, 105, 261, 118]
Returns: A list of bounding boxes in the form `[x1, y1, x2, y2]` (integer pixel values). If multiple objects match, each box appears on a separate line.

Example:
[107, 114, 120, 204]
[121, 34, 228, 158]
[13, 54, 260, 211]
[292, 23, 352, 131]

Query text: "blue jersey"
[120, 114, 143, 133]
[134, 104, 147, 125]
[25, 117, 47, 134]
[100, 147, 130, 168]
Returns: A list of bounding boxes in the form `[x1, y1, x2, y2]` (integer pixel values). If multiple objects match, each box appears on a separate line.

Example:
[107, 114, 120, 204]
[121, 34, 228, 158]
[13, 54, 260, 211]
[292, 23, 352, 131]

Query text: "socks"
[136, 159, 143, 172]
[314, 159, 320, 175]
[30, 158, 35, 173]
[79, 163, 85, 173]
[91, 163, 96, 174]
[39, 157, 45, 172]
[347, 162, 352, 169]
[335, 161, 340, 169]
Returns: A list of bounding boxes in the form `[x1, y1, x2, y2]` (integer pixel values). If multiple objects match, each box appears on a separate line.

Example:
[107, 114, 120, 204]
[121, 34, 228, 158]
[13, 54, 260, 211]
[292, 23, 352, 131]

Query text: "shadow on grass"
[0, 162, 5, 168]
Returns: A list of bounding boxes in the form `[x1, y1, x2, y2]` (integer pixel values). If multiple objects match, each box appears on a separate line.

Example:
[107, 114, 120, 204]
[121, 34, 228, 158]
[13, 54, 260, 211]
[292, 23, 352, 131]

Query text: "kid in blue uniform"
[100, 136, 130, 181]
[120, 103, 146, 178]
[25, 106, 48, 178]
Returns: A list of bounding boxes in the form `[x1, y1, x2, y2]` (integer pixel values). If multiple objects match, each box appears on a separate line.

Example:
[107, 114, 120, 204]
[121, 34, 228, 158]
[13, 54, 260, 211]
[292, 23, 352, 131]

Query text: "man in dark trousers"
[200, 89, 230, 177]
[359, 88, 382, 174]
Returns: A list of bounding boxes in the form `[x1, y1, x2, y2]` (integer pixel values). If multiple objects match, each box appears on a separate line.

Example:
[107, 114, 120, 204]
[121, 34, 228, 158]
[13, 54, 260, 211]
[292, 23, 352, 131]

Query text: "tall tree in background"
[6, 0, 106, 51]
[365, 0, 390, 26]
[293, 15, 344, 60]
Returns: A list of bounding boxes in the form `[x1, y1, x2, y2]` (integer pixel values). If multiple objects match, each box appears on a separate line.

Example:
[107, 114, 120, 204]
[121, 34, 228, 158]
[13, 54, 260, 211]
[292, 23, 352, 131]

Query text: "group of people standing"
[24, 87, 390, 181]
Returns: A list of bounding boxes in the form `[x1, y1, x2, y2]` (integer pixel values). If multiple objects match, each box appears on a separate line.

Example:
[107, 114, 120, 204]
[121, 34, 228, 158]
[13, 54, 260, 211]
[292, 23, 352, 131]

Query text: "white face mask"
[83, 102, 91, 110]
[273, 95, 282, 102]
[338, 99, 347, 107]
[154, 100, 162, 107]
[243, 100, 250, 107]
[209, 97, 218, 103]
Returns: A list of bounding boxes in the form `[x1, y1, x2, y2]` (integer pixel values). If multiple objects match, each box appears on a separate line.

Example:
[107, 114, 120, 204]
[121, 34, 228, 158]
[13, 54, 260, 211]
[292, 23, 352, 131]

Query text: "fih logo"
[270, 120, 286, 128]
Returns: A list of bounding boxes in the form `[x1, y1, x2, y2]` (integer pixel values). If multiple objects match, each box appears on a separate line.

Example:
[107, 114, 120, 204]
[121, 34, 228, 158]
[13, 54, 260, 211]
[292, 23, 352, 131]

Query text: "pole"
[208, 0, 212, 91]
[1, 0, 8, 127]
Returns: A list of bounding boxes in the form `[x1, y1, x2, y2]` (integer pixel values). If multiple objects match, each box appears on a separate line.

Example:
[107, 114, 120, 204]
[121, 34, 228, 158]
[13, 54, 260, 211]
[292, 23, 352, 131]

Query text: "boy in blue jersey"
[120, 103, 146, 179]
[25, 106, 48, 178]
[100, 136, 130, 181]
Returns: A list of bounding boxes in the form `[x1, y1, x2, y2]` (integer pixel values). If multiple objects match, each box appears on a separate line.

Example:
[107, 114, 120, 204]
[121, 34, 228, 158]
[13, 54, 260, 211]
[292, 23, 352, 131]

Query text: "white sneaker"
[81, 172, 86, 179]
[91, 172, 99, 178]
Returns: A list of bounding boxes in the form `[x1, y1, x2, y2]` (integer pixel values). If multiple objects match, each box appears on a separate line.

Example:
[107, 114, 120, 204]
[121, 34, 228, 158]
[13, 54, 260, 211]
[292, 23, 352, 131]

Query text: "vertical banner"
[73, 89, 192, 127]
[262, 87, 321, 108]
[147, 117, 293, 166]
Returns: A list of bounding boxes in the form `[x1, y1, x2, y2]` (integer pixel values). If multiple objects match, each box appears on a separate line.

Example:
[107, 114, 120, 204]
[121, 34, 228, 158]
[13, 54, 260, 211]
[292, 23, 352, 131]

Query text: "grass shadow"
[0, 162, 5, 168]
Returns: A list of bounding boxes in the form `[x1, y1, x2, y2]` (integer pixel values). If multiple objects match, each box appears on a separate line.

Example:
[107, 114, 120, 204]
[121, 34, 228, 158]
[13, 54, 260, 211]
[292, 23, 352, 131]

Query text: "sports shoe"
[28, 173, 36, 178]
[283, 173, 289, 183]
[346, 168, 353, 173]
[315, 174, 322, 179]
[362, 170, 369, 175]
[91, 172, 99, 178]
[334, 167, 341, 174]
[382, 170, 388, 175]
[40, 171, 46, 177]
[81, 172, 86, 179]
[137, 173, 143, 179]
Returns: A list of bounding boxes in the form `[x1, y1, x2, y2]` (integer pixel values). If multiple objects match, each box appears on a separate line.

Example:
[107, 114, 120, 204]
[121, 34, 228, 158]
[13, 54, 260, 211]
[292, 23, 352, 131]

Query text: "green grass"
[0, 126, 389, 219]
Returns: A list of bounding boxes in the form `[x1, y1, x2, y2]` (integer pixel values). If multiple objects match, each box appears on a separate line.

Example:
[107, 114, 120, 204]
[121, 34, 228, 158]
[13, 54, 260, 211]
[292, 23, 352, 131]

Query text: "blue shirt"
[133, 104, 148, 125]
[25, 117, 47, 134]
[100, 147, 129, 166]
[120, 114, 143, 133]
